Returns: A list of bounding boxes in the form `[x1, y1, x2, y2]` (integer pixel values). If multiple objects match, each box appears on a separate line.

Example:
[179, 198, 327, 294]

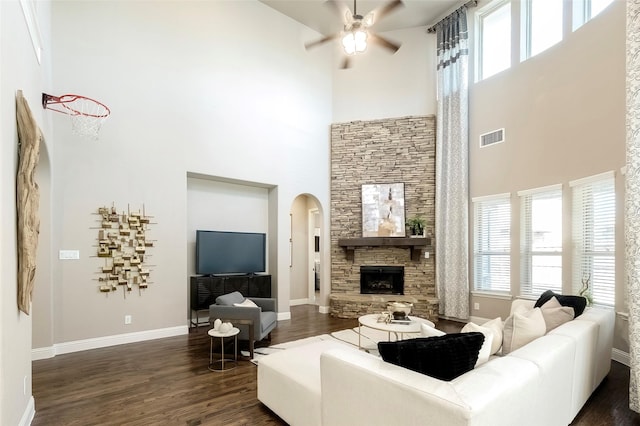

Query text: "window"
[476, 1, 511, 80]
[473, 194, 511, 293]
[519, 185, 563, 297]
[571, 172, 615, 307]
[522, 0, 563, 60]
[573, 0, 615, 30]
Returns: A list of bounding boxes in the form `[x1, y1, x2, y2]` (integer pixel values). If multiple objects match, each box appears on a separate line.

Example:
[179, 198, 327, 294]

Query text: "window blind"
[473, 195, 511, 293]
[520, 187, 562, 297]
[571, 176, 615, 307]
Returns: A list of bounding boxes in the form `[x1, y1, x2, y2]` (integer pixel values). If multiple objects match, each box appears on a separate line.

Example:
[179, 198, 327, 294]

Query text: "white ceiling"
[259, 0, 466, 36]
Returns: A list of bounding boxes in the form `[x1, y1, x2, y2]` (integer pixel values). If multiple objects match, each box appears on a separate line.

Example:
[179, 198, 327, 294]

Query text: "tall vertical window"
[519, 185, 563, 297]
[473, 194, 511, 293]
[573, 0, 615, 30]
[522, 0, 563, 59]
[476, 1, 511, 81]
[571, 172, 615, 307]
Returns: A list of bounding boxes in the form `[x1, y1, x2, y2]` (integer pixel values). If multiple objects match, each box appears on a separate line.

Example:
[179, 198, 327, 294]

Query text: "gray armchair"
[209, 291, 277, 358]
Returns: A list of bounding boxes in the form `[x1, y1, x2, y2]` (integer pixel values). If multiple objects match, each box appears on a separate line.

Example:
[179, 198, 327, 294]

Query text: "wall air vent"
[479, 128, 505, 147]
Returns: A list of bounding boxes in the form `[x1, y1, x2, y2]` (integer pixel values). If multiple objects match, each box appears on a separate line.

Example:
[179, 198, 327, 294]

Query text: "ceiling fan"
[305, 0, 404, 69]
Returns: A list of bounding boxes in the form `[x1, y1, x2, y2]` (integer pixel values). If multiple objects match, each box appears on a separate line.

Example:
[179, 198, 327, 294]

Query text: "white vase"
[213, 318, 222, 330]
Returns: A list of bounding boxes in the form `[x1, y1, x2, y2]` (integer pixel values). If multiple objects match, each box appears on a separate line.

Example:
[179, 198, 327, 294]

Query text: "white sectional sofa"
[257, 301, 614, 426]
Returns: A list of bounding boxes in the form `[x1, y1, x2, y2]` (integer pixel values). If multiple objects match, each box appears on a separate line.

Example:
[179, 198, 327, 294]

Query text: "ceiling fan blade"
[305, 33, 340, 50]
[340, 57, 352, 69]
[369, 33, 401, 53]
[365, 0, 403, 27]
[326, 0, 353, 25]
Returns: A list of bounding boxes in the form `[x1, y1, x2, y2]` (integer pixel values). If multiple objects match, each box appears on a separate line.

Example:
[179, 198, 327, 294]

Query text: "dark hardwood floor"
[32, 305, 640, 425]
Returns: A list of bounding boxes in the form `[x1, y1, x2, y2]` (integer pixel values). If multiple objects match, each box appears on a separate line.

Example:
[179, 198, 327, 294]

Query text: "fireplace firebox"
[360, 266, 404, 295]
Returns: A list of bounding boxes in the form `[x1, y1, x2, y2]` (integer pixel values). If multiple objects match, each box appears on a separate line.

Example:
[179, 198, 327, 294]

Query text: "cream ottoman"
[257, 339, 355, 426]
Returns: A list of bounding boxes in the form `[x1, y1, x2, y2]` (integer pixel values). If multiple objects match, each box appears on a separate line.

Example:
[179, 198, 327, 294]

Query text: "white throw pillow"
[541, 296, 574, 332]
[233, 298, 258, 308]
[460, 322, 494, 366]
[420, 322, 446, 337]
[481, 317, 504, 355]
[502, 307, 546, 355]
[541, 296, 562, 309]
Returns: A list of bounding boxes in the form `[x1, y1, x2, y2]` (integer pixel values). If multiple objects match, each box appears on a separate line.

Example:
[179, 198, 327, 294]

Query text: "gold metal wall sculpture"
[94, 204, 154, 295]
[16, 90, 42, 315]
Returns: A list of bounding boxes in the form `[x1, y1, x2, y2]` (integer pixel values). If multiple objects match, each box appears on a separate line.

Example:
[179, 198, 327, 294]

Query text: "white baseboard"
[19, 396, 35, 426]
[289, 299, 331, 319]
[612, 348, 630, 367]
[277, 312, 291, 321]
[32, 346, 56, 360]
[32, 325, 188, 360]
[468, 315, 490, 325]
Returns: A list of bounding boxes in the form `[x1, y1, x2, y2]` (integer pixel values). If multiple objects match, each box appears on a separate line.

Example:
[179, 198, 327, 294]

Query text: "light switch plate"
[59, 250, 80, 260]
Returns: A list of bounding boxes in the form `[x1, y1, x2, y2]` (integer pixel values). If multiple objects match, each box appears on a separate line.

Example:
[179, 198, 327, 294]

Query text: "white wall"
[332, 26, 437, 123]
[32, 0, 333, 350]
[1, 0, 52, 423]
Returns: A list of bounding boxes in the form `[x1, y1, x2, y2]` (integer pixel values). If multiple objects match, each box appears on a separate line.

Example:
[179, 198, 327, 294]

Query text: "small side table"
[208, 327, 240, 372]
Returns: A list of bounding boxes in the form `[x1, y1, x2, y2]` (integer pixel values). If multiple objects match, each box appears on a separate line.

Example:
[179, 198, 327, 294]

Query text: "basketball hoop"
[42, 93, 110, 140]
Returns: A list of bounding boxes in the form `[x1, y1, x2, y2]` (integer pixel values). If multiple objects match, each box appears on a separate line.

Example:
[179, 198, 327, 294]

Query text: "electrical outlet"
[125, 315, 132, 325]
[424, 251, 429, 259]
[474, 302, 480, 310]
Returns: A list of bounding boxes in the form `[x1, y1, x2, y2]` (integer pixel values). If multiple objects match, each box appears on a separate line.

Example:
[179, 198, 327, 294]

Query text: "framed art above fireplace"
[361, 183, 406, 237]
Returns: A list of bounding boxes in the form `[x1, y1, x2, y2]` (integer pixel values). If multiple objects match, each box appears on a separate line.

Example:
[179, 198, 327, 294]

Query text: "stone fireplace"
[329, 115, 439, 322]
[360, 266, 404, 295]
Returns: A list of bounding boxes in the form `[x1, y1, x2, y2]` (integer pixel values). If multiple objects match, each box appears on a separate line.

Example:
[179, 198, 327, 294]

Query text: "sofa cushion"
[420, 322, 446, 337]
[540, 297, 575, 332]
[378, 333, 485, 381]
[461, 322, 494, 366]
[502, 308, 546, 355]
[534, 290, 587, 317]
[258, 339, 352, 426]
[482, 317, 504, 355]
[216, 291, 245, 306]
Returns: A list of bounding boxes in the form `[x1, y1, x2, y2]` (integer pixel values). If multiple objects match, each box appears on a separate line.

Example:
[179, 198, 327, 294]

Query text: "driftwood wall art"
[95, 204, 154, 296]
[16, 90, 42, 315]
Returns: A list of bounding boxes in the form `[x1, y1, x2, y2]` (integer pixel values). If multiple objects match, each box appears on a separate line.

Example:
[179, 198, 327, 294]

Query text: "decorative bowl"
[387, 301, 413, 316]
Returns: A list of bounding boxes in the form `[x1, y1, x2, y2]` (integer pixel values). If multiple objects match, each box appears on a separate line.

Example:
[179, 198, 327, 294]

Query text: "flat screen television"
[196, 230, 266, 275]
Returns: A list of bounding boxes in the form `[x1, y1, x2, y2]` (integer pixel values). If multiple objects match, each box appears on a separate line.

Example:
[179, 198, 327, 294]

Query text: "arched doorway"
[290, 194, 323, 307]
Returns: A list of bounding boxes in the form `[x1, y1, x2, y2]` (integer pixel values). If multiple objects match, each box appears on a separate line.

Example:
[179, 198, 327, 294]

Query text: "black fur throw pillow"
[534, 290, 587, 317]
[378, 332, 485, 381]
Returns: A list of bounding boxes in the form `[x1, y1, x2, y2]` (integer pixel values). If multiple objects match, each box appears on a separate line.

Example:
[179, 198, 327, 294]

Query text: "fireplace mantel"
[337, 237, 433, 262]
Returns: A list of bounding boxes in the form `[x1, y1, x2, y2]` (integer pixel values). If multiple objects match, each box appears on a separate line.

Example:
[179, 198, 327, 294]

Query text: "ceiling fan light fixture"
[342, 29, 368, 55]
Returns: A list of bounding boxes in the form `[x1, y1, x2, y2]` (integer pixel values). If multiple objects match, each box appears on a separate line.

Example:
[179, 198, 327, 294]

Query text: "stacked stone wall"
[330, 116, 438, 322]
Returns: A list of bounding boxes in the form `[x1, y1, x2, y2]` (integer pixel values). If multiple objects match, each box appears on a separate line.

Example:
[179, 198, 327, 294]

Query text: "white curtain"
[626, 0, 640, 413]
[435, 8, 470, 319]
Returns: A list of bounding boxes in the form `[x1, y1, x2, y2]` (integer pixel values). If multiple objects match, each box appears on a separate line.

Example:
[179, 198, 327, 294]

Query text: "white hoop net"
[67, 99, 110, 141]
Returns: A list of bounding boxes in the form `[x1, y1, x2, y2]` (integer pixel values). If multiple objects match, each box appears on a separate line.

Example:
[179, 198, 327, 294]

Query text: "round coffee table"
[357, 314, 436, 350]
[208, 327, 240, 372]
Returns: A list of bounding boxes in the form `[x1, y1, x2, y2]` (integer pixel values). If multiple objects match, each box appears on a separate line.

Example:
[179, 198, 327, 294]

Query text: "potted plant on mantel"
[406, 215, 427, 237]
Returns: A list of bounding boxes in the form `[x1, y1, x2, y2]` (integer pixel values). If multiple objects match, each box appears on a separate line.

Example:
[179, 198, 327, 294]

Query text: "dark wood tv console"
[189, 274, 272, 327]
